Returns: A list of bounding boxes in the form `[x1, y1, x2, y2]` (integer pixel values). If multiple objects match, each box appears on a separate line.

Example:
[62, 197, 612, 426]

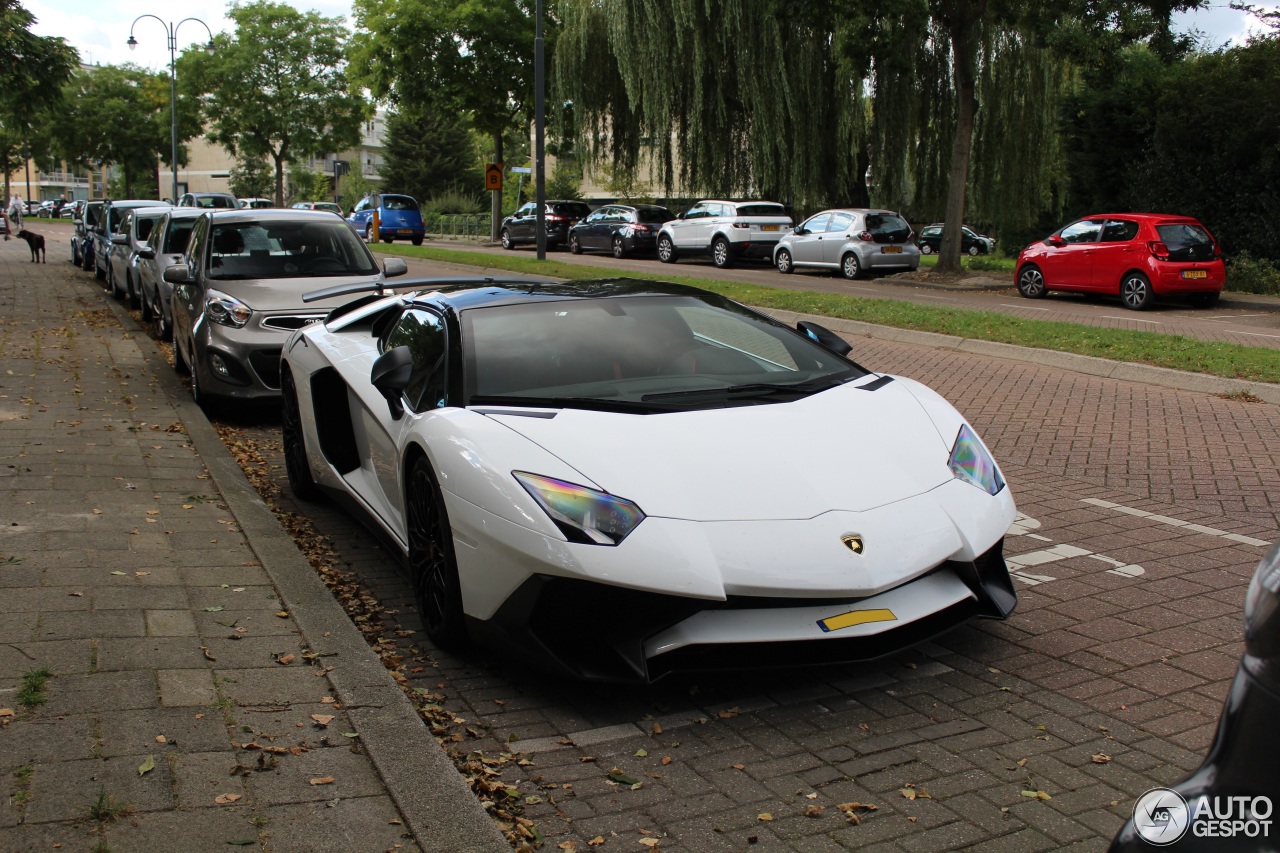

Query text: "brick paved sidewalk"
[0, 238, 505, 851]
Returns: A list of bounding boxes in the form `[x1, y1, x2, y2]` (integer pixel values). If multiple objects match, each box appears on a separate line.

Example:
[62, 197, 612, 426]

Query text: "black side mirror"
[797, 320, 852, 357]
[137, 247, 156, 260]
[371, 345, 413, 420]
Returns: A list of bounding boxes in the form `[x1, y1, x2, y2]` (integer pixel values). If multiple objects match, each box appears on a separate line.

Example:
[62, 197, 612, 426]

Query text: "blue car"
[347, 193, 425, 245]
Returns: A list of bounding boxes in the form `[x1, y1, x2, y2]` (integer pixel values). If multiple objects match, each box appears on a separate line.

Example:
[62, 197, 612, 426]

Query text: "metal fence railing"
[430, 214, 493, 242]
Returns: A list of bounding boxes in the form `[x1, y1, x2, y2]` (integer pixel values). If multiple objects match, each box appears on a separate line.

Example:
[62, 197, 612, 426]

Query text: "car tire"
[71, 241, 81, 266]
[139, 284, 152, 322]
[775, 248, 794, 274]
[109, 264, 123, 297]
[407, 454, 468, 649]
[1017, 265, 1047, 298]
[172, 333, 190, 375]
[281, 366, 321, 502]
[1190, 292, 1221, 308]
[411, 237, 423, 246]
[712, 237, 734, 269]
[569, 233, 582, 255]
[611, 235, 626, 259]
[841, 253, 862, 280]
[1119, 271, 1153, 310]
[128, 274, 141, 309]
[500, 228, 513, 250]
[152, 300, 171, 342]
[968, 245, 980, 257]
[657, 235, 677, 264]
[920, 244, 932, 255]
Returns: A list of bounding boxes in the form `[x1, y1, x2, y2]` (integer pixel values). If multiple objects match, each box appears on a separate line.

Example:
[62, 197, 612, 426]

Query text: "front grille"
[261, 315, 325, 331]
[248, 349, 283, 389]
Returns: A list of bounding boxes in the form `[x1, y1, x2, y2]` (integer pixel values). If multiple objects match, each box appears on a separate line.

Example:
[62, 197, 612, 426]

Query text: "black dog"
[17, 230, 45, 263]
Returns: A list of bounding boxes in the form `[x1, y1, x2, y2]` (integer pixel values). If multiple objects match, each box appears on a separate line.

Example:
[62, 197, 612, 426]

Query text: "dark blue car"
[347, 193, 425, 245]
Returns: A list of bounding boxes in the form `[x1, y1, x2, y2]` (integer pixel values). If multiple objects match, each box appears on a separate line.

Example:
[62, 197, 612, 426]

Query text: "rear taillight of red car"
[1147, 240, 1170, 261]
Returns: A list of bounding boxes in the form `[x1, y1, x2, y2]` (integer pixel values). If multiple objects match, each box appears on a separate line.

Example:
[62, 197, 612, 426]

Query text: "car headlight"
[948, 424, 1006, 496]
[514, 471, 645, 546]
[205, 290, 252, 327]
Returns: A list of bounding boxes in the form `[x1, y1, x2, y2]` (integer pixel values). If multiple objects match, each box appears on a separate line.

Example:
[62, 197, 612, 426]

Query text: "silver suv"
[773, 208, 920, 279]
[656, 200, 792, 268]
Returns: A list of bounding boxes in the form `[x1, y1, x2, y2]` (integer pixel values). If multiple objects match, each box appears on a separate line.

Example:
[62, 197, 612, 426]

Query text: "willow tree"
[557, 0, 1199, 271]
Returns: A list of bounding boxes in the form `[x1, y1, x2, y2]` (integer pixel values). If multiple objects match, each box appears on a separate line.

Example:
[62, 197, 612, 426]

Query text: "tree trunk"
[936, 1, 984, 275]
[489, 131, 504, 242]
[272, 149, 285, 207]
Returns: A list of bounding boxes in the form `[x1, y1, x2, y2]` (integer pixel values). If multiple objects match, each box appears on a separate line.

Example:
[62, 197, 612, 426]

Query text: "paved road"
[437, 240, 1280, 351]
[214, 255, 1277, 851]
[25, 221, 1280, 851]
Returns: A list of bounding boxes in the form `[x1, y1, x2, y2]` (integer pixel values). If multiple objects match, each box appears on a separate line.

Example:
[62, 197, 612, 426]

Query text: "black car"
[568, 204, 676, 258]
[500, 200, 593, 250]
[1109, 541, 1280, 851]
[916, 223, 996, 256]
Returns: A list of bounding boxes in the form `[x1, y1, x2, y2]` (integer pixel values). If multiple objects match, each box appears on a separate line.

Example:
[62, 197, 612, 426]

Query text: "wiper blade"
[467, 395, 651, 414]
[641, 379, 841, 402]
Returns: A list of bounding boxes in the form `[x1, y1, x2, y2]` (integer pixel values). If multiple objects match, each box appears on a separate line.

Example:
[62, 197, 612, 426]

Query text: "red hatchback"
[1015, 213, 1224, 310]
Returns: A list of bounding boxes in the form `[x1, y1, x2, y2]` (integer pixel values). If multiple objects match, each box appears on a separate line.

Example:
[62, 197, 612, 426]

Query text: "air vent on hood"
[858, 376, 894, 391]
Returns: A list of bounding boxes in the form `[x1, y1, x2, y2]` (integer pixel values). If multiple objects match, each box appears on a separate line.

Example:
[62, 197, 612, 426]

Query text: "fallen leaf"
[309, 776, 335, 786]
[660, 756, 671, 766]
[138, 755, 155, 776]
[110, 571, 127, 576]
[275, 653, 295, 665]
[135, 571, 150, 577]
[1021, 790, 1052, 801]
[732, 764, 745, 771]
[525, 795, 542, 805]
[634, 748, 648, 757]
[341, 732, 359, 738]
[276, 611, 289, 618]
[908, 816, 919, 823]
[310, 714, 335, 726]
[652, 722, 663, 735]
[804, 804, 825, 817]
[1091, 753, 1112, 764]
[215, 793, 242, 805]
[608, 768, 640, 786]
[716, 707, 740, 719]
[203, 605, 224, 612]
[588, 838, 605, 847]
[0, 708, 14, 717]
[757, 812, 773, 821]
[901, 788, 917, 801]
[557, 842, 576, 852]
[155, 735, 167, 743]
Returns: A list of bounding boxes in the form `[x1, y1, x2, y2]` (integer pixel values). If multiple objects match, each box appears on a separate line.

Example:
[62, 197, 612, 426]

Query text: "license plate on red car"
[884, 246, 902, 254]
[1182, 270, 1207, 279]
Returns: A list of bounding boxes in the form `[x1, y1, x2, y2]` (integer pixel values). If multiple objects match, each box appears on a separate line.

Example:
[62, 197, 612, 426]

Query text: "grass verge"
[373, 243, 1280, 385]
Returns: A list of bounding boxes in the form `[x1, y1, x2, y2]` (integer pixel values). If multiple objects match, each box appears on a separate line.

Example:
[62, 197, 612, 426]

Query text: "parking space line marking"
[1235, 330, 1280, 340]
[1000, 304, 1049, 311]
[1100, 315, 1160, 324]
[1081, 498, 1271, 546]
[1203, 313, 1267, 321]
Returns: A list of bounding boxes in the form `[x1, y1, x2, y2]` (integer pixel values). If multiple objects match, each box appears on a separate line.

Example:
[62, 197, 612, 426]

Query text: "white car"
[656, 200, 793, 269]
[280, 279, 1017, 681]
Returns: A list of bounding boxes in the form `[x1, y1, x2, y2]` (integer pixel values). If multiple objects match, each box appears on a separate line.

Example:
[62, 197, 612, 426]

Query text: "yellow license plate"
[817, 608, 897, 633]
[761, 224, 780, 232]
[397, 229, 413, 234]
[883, 246, 902, 254]
[1182, 270, 1207, 279]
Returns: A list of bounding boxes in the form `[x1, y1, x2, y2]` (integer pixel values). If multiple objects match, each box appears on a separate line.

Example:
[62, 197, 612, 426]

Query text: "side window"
[1101, 220, 1139, 242]
[384, 309, 448, 412]
[1060, 220, 1103, 244]
[802, 213, 832, 233]
[585, 209, 605, 224]
[147, 217, 166, 252]
[115, 212, 132, 235]
[828, 213, 854, 232]
[517, 203, 535, 217]
[686, 204, 708, 220]
[187, 216, 210, 271]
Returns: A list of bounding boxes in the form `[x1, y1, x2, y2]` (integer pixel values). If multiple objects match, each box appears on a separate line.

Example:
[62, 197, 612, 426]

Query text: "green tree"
[379, 107, 479, 203]
[336, 167, 378, 211]
[350, 0, 551, 238]
[53, 65, 178, 198]
[182, 0, 369, 206]
[228, 153, 274, 199]
[0, 0, 77, 200]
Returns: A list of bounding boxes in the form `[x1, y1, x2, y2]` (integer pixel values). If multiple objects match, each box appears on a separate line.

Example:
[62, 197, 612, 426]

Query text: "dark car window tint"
[385, 308, 448, 412]
[550, 202, 591, 218]
[735, 204, 786, 217]
[137, 215, 161, 241]
[1060, 220, 1103, 244]
[638, 208, 674, 224]
[1156, 223, 1215, 261]
[864, 213, 911, 242]
[1101, 220, 1139, 242]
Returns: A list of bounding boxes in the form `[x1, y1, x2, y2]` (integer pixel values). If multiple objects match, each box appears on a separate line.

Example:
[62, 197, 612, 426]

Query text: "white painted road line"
[1000, 304, 1049, 311]
[1203, 313, 1268, 321]
[1235, 330, 1280, 340]
[1080, 498, 1272, 547]
[1100, 315, 1161, 324]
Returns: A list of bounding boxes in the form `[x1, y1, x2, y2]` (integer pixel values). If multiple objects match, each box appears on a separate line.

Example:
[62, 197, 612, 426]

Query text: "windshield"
[735, 204, 787, 217]
[462, 294, 865, 412]
[207, 220, 379, 280]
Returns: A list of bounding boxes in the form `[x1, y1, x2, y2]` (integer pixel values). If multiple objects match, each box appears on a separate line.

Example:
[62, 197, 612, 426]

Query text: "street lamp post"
[127, 16, 216, 203]
[534, 0, 546, 260]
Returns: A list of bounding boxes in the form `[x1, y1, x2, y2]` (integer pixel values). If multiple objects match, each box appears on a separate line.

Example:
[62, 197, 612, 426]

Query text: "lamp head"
[127, 35, 138, 51]
[205, 40, 215, 55]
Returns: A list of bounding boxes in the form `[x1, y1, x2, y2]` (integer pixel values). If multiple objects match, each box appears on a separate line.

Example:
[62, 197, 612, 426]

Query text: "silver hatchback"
[166, 209, 408, 409]
[773, 208, 920, 279]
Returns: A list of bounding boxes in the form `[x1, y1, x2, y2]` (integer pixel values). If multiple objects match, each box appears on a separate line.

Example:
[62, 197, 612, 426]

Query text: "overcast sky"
[23, 1, 1277, 73]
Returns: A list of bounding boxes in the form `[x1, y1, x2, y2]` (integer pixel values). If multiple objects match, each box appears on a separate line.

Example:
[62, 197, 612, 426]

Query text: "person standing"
[9, 193, 24, 230]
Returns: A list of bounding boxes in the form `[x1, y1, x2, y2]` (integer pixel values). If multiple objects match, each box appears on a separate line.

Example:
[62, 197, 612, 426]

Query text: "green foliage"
[1226, 252, 1280, 295]
[336, 168, 378, 211]
[286, 164, 331, 204]
[379, 107, 480, 202]
[423, 189, 485, 216]
[229, 154, 274, 200]
[180, 0, 369, 205]
[544, 163, 582, 200]
[107, 173, 158, 201]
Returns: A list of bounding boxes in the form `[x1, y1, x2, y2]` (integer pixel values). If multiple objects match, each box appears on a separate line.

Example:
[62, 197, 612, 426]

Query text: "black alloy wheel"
[407, 456, 467, 648]
[281, 367, 321, 501]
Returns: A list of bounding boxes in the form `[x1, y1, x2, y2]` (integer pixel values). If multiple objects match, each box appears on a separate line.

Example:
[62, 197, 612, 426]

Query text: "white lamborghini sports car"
[281, 278, 1017, 682]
